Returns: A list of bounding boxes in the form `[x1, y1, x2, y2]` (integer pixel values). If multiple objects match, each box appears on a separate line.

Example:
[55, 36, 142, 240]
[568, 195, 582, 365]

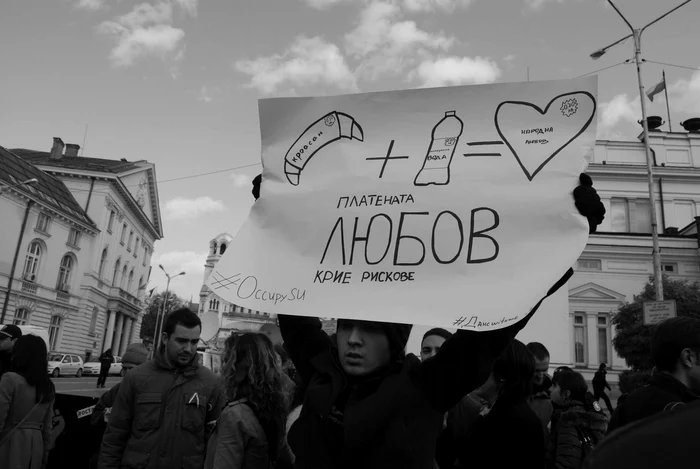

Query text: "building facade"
[518, 129, 700, 381]
[1, 138, 163, 360]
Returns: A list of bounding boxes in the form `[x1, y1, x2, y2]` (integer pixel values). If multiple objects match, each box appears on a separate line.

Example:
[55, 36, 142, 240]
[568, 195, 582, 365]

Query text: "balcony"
[56, 291, 70, 303]
[108, 287, 141, 308]
[21, 281, 37, 295]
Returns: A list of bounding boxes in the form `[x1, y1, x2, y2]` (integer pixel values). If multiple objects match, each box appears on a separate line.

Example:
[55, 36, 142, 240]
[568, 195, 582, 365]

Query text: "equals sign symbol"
[464, 140, 504, 157]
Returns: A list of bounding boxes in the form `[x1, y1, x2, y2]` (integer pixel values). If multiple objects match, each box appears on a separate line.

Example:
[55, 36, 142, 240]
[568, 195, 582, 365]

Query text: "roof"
[10, 148, 141, 174]
[0, 146, 96, 228]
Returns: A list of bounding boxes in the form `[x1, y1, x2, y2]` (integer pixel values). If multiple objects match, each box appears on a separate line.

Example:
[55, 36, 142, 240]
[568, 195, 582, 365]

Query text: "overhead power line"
[643, 59, 700, 72]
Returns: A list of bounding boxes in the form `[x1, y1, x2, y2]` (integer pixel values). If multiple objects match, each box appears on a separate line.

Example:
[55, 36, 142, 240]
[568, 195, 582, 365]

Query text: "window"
[107, 211, 116, 232]
[67, 228, 81, 247]
[22, 241, 42, 281]
[13, 308, 30, 325]
[577, 259, 602, 271]
[662, 263, 678, 273]
[127, 269, 134, 292]
[220, 244, 227, 255]
[138, 276, 144, 291]
[121, 265, 128, 288]
[56, 255, 73, 291]
[610, 199, 628, 232]
[89, 307, 98, 335]
[208, 298, 219, 311]
[134, 238, 140, 258]
[112, 259, 121, 285]
[142, 246, 148, 266]
[597, 315, 609, 365]
[610, 198, 655, 233]
[573, 313, 587, 365]
[634, 199, 653, 233]
[98, 248, 108, 278]
[36, 213, 51, 233]
[49, 316, 62, 351]
[127, 231, 134, 251]
[120, 223, 128, 244]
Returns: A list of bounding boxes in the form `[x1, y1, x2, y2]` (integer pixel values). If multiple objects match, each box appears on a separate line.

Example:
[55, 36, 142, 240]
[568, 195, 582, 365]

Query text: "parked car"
[0, 324, 50, 351]
[47, 353, 84, 377]
[82, 356, 124, 377]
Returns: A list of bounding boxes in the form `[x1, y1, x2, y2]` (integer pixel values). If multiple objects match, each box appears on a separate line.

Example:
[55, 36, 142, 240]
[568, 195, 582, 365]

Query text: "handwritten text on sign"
[209, 77, 598, 331]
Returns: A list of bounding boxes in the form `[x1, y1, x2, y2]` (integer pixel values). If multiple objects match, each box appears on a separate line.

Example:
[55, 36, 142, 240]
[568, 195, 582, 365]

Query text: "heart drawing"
[494, 91, 596, 181]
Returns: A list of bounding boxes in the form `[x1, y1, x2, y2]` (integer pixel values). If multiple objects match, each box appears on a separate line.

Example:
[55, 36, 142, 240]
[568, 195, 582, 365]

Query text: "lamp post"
[590, 0, 693, 301]
[0, 178, 40, 324]
[153, 265, 185, 351]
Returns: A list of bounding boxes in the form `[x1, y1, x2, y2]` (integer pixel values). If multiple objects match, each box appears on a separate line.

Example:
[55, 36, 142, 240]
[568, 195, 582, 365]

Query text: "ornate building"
[1, 138, 163, 359]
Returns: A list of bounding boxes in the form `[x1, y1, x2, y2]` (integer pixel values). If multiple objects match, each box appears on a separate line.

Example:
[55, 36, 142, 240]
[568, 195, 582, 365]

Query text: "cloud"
[597, 93, 639, 138]
[153, 250, 208, 275]
[98, 2, 186, 67]
[503, 54, 516, 62]
[163, 196, 226, 220]
[174, 0, 198, 16]
[235, 36, 358, 95]
[411, 56, 501, 87]
[524, 0, 566, 9]
[302, 0, 352, 8]
[76, 0, 105, 10]
[402, 0, 475, 13]
[198, 86, 213, 103]
[345, 1, 454, 80]
[668, 69, 700, 115]
[230, 173, 252, 188]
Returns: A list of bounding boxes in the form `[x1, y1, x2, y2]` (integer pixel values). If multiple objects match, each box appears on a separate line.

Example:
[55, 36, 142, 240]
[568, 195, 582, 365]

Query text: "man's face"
[533, 356, 550, 386]
[685, 349, 700, 395]
[420, 334, 447, 362]
[162, 324, 200, 368]
[0, 335, 15, 352]
[336, 320, 391, 377]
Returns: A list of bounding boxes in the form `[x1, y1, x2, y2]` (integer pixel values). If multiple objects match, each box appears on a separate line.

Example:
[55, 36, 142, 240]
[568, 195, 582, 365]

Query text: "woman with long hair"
[0, 335, 56, 469]
[546, 369, 608, 469]
[205, 333, 290, 469]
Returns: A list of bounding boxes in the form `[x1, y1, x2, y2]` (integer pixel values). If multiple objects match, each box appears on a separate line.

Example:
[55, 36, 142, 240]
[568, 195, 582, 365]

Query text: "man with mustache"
[99, 308, 225, 469]
[253, 173, 606, 469]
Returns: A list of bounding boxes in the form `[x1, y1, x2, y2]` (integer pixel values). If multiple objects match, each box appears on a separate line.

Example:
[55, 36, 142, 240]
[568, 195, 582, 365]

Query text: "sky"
[1, 0, 699, 304]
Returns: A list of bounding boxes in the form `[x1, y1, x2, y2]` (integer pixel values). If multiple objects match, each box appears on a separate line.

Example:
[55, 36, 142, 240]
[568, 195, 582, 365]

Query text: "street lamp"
[590, 0, 693, 301]
[153, 265, 185, 352]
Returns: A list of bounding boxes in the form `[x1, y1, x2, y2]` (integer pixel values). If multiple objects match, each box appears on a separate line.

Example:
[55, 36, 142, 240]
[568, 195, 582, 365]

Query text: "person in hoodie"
[592, 363, 614, 414]
[98, 308, 226, 469]
[546, 370, 608, 469]
[252, 173, 605, 469]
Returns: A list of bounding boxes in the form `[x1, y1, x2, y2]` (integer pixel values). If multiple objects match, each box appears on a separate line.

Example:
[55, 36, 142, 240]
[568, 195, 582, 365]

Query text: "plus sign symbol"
[366, 140, 409, 179]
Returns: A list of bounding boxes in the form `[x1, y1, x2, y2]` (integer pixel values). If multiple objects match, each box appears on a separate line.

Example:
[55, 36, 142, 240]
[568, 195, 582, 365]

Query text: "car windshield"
[49, 354, 63, 362]
[87, 358, 100, 363]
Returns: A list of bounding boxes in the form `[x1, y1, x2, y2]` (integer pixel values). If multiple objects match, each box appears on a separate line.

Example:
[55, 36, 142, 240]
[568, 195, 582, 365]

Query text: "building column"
[120, 318, 133, 355]
[113, 313, 125, 356]
[104, 310, 116, 351]
[130, 315, 142, 344]
[586, 312, 598, 368]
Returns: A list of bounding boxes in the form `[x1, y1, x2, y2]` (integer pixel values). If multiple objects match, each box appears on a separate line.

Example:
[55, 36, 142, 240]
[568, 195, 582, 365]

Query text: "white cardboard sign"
[210, 77, 597, 331]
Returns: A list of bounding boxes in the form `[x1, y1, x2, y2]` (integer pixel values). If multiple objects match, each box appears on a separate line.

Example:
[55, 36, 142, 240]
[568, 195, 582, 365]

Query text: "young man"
[608, 317, 700, 433]
[256, 172, 605, 468]
[526, 342, 553, 431]
[98, 308, 225, 469]
[96, 347, 113, 388]
[0, 325, 21, 379]
[593, 363, 614, 413]
[420, 328, 453, 362]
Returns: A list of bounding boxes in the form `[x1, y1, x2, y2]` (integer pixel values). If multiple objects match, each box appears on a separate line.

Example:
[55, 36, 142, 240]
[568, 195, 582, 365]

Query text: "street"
[54, 376, 123, 399]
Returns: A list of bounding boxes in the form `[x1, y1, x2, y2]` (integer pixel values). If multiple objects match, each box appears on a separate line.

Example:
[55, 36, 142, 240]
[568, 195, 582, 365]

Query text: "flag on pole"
[646, 77, 666, 102]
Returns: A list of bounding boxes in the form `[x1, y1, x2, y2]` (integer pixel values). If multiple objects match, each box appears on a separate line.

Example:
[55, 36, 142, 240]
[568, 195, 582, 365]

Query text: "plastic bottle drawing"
[414, 111, 464, 186]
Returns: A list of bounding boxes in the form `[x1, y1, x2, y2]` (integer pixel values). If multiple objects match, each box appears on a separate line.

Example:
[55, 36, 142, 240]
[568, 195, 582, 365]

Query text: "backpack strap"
[664, 401, 685, 412]
[0, 401, 42, 448]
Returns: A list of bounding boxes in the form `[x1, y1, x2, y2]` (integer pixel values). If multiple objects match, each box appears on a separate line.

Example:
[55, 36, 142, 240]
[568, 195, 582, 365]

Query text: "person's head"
[551, 369, 595, 410]
[221, 333, 289, 460]
[161, 307, 202, 368]
[651, 317, 700, 393]
[0, 325, 22, 353]
[598, 363, 607, 372]
[11, 334, 54, 403]
[526, 342, 550, 386]
[121, 343, 149, 375]
[336, 319, 412, 378]
[420, 328, 453, 362]
[485, 339, 535, 403]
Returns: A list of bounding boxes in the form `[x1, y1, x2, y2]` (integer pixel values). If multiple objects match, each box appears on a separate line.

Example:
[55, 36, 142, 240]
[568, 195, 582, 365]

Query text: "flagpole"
[662, 70, 672, 132]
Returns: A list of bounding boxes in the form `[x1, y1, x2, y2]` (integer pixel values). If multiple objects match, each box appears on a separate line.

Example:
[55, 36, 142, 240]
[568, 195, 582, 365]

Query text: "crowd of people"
[1, 173, 699, 468]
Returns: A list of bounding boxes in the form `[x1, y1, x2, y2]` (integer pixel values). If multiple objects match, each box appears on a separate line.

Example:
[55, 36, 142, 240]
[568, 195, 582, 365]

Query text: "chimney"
[50, 138, 65, 160]
[65, 144, 81, 157]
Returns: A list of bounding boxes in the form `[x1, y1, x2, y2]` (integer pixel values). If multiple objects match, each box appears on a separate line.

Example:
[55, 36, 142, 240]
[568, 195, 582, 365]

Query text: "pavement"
[54, 375, 123, 398]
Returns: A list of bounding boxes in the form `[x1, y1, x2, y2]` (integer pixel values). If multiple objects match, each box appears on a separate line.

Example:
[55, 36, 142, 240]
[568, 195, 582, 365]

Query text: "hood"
[559, 402, 608, 433]
[154, 347, 199, 378]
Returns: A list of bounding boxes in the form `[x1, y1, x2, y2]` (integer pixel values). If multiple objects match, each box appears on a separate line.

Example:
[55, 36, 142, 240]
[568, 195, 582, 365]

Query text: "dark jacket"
[592, 371, 610, 395]
[607, 371, 699, 433]
[530, 374, 553, 444]
[204, 399, 269, 469]
[91, 382, 122, 428]
[98, 350, 226, 469]
[0, 351, 11, 380]
[583, 398, 700, 469]
[99, 351, 113, 370]
[458, 397, 545, 469]
[280, 269, 573, 469]
[546, 402, 608, 469]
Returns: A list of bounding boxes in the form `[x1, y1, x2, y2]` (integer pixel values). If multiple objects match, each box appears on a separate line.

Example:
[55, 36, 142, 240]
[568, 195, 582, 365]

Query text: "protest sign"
[210, 77, 597, 331]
